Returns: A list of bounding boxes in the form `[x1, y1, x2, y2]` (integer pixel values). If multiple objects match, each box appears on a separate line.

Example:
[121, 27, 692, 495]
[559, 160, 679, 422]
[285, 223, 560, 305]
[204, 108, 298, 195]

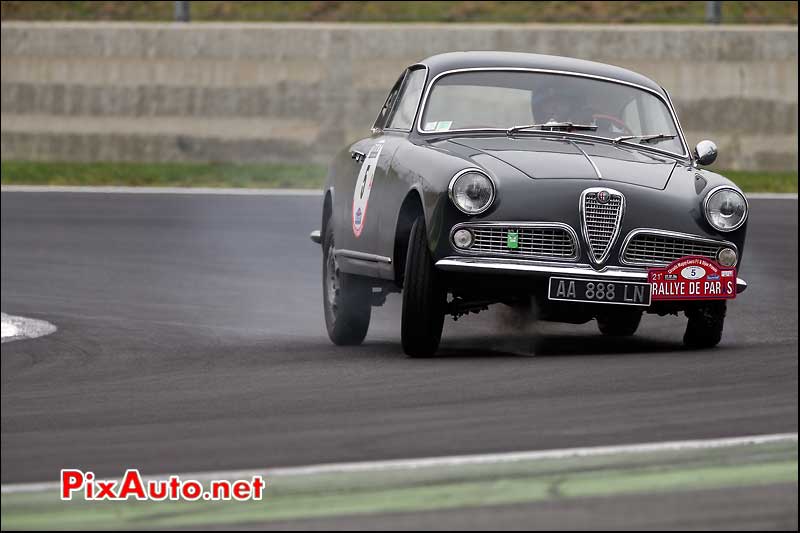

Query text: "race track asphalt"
[1, 191, 797, 527]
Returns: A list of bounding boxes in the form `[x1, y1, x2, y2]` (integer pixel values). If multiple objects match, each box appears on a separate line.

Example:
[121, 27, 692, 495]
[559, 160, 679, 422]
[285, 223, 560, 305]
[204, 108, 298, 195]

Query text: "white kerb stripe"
[745, 192, 797, 200]
[1, 322, 19, 339]
[1, 432, 796, 494]
[1, 186, 796, 200]
[0, 185, 323, 196]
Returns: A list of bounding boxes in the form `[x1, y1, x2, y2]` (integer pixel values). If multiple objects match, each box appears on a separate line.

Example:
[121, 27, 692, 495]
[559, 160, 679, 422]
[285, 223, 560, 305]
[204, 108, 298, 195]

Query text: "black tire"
[322, 222, 371, 345]
[596, 308, 642, 337]
[401, 217, 446, 357]
[683, 301, 726, 349]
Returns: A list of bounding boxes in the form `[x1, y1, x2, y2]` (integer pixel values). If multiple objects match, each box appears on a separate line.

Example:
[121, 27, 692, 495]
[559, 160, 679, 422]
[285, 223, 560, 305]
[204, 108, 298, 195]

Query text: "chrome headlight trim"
[448, 168, 496, 215]
[703, 185, 748, 232]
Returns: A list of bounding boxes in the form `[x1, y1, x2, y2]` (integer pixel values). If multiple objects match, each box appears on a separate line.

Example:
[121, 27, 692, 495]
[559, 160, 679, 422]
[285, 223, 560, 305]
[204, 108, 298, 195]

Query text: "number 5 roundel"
[352, 141, 385, 238]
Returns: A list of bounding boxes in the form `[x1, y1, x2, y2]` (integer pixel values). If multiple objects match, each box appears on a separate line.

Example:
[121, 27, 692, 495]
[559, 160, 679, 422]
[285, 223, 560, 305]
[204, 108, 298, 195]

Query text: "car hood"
[446, 136, 679, 190]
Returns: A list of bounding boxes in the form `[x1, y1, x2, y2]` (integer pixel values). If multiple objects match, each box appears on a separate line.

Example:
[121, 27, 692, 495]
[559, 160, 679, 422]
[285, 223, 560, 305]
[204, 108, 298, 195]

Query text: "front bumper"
[435, 256, 748, 294]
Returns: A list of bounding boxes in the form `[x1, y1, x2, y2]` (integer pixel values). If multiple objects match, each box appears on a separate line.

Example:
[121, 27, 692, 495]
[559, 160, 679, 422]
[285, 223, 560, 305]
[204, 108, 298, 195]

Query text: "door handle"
[350, 150, 366, 163]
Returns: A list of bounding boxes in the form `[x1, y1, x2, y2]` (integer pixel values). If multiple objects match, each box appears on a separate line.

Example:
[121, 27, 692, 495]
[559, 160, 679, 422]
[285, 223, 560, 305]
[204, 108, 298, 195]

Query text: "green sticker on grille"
[507, 229, 519, 249]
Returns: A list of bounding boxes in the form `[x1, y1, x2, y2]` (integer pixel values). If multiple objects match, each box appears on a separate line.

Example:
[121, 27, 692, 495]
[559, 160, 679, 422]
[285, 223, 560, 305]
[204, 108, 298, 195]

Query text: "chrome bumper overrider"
[435, 256, 748, 294]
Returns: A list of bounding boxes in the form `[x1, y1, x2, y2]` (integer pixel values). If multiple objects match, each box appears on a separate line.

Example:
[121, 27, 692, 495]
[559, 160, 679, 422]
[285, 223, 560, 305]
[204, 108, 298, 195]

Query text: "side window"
[372, 73, 406, 132]
[387, 68, 427, 131]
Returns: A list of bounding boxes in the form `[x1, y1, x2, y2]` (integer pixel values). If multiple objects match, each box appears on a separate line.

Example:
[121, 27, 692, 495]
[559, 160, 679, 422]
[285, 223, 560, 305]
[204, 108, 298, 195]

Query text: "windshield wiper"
[613, 133, 676, 145]
[507, 121, 598, 136]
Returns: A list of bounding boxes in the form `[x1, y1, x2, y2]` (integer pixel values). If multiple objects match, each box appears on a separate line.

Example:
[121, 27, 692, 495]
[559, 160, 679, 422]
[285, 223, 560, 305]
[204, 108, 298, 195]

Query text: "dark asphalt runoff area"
[1, 191, 797, 528]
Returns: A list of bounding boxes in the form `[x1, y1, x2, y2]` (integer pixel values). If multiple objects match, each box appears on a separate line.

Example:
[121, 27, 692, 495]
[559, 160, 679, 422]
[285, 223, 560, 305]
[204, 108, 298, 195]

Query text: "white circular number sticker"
[681, 265, 706, 280]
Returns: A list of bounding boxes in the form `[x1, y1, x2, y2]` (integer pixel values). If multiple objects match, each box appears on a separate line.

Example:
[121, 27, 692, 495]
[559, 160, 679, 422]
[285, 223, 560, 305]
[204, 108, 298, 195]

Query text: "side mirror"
[694, 140, 718, 166]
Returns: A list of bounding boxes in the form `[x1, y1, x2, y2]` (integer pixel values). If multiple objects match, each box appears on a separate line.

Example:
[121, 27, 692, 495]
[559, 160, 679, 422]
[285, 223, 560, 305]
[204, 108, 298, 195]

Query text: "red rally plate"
[648, 256, 736, 301]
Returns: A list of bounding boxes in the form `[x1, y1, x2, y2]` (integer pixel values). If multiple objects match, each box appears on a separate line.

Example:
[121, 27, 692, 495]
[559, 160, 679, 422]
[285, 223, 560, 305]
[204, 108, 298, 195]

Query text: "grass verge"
[1, 161, 797, 193]
[0, 161, 327, 190]
[716, 170, 799, 194]
[1, 1, 797, 24]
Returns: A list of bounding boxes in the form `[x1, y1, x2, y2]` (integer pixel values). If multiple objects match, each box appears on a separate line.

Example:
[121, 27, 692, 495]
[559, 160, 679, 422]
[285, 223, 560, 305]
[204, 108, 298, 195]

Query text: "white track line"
[0, 185, 322, 196]
[2, 432, 796, 494]
[1, 185, 796, 199]
[746, 192, 798, 200]
[1, 322, 19, 339]
[0, 313, 57, 344]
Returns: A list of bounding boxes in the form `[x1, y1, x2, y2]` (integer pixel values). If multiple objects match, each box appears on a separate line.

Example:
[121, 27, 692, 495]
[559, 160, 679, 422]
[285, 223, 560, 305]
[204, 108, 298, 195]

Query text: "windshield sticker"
[424, 121, 438, 131]
[352, 140, 385, 238]
[434, 121, 453, 132]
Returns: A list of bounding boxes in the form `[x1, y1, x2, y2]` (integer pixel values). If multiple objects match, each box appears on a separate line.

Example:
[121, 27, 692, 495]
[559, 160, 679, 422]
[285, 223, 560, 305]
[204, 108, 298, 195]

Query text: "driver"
[530, 83, 592, 125]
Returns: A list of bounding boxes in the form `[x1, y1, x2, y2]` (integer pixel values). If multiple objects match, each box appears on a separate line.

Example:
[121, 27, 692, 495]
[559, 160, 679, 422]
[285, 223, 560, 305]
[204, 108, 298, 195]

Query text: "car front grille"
[621, 231, 726, 266]
[456, 224, 578, 260]
[582, 190, 624, 264]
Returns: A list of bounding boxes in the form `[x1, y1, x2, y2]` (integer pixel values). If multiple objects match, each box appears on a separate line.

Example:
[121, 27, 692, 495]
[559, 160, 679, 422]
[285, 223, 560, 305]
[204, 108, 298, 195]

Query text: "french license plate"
[548, 277, 652, 306]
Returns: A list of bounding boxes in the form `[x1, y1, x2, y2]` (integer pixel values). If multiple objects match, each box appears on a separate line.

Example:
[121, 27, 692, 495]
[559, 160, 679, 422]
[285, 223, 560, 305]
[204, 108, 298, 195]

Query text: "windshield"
[420, 71, 685, 155]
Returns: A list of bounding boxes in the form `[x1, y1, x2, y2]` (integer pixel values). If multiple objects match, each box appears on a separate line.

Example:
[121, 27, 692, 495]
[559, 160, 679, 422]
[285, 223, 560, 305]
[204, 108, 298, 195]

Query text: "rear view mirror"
[694, 140, 718, 166]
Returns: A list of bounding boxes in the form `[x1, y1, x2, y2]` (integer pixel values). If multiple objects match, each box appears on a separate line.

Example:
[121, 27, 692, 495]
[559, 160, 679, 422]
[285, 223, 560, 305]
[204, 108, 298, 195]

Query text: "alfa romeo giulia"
[310, 52, 748, 357]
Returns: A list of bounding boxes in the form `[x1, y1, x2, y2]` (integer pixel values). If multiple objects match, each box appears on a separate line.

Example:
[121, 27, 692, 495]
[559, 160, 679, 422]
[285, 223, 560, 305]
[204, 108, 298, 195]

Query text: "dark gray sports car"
[311, 52, 748, 357]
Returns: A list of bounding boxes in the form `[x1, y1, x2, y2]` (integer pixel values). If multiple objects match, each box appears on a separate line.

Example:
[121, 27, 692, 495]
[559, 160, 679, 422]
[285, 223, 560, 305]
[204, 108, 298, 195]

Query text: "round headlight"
[449, 170, 495, 215]
[704, 187, 747, 232]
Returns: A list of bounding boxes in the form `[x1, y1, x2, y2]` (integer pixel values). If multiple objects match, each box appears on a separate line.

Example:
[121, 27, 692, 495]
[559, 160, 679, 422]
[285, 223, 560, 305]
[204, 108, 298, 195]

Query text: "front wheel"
[683, 301, 726, 349]
[401, 217, 446, 357]
[322, 223, 371, 345]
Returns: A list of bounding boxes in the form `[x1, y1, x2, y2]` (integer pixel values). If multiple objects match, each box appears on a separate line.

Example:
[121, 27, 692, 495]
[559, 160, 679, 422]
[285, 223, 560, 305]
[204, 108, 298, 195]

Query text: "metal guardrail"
[174, 1, 190, 23]
[706, 1, 722, 24]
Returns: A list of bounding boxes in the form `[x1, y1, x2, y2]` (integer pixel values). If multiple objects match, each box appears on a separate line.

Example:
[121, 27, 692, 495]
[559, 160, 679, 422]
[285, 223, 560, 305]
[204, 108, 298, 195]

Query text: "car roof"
[417, 51, 665, 95]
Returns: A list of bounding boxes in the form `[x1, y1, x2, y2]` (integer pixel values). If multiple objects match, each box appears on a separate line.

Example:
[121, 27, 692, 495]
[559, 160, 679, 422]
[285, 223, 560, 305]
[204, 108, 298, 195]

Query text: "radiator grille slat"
[582, 191, 623, 263]
[456, 224, 577, 259]
[622, 232, 724, 266]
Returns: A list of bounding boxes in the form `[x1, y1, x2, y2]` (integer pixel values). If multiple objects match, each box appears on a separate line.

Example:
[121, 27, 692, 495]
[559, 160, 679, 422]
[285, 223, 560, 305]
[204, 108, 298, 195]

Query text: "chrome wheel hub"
[326, 244, 340, 314]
